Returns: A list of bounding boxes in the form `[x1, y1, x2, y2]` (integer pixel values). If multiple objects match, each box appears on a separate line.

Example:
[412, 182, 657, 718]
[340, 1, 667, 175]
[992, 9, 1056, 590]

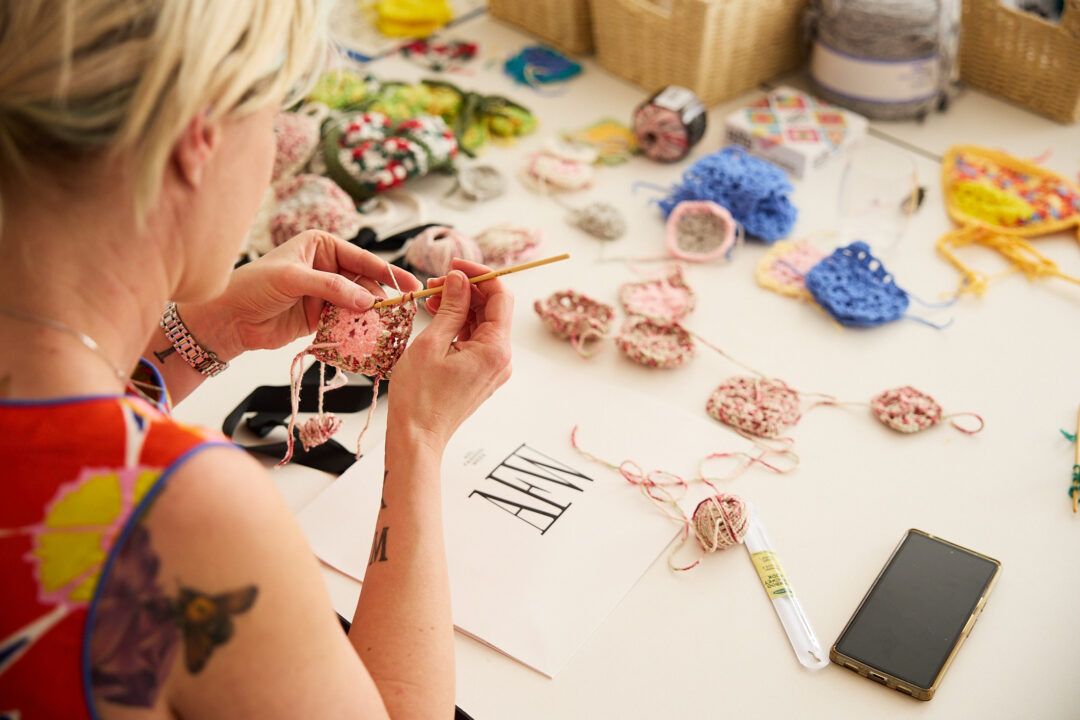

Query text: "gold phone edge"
[828, 528, 1002, 702]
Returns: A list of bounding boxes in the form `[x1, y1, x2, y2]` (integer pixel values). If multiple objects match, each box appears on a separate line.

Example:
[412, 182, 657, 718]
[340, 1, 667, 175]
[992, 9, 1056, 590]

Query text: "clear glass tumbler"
[837, 142, 919, 253]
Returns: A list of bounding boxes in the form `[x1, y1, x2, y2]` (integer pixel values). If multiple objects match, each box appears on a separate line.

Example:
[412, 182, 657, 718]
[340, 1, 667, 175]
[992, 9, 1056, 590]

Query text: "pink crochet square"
[619, 268, 695, 322]
[312, 301, 416, 378]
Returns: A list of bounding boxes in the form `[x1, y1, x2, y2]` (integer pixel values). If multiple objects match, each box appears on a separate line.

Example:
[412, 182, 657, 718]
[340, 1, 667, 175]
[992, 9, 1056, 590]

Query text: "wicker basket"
[487, 0, 593, 56]
[590, 0, 809, 106]
[960, 0, 1080, 124]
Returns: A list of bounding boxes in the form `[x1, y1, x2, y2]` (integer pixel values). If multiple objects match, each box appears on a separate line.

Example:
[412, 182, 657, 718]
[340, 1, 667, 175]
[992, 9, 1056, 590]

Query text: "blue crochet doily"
[504, 45, 583, 85]
[658, 146, 796, 243]
[804, 242, 909, 327]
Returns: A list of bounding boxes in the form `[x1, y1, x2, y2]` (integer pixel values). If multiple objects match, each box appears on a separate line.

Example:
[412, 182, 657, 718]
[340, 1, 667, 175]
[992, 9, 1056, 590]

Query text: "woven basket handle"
[1065, 0, 1080, 38]
[611, 0, 673, 21]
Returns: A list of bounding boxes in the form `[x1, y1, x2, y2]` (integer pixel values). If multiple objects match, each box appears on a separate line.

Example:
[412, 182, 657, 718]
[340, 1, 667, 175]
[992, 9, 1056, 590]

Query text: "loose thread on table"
[570, 425, 790, 571]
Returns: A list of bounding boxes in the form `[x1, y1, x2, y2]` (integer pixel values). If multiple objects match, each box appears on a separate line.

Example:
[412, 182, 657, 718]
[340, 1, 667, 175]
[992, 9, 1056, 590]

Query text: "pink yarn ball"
[404, 226, 484, 277]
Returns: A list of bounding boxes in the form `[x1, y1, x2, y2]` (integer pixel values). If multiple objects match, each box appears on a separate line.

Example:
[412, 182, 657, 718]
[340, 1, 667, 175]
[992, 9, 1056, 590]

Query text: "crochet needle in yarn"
[743, 505, 829, 670]
[372, 253, 570, 309]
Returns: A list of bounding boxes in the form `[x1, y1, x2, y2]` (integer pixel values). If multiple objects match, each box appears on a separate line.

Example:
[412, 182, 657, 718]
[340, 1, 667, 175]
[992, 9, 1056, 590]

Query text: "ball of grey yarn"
[811, 0, 949, 120]
[568, 202, 626, 240]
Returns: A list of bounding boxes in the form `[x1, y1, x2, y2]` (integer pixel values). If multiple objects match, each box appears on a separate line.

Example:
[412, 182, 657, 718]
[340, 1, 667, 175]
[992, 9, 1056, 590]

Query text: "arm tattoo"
[369, 469, 389, 565]
[368, 526, 389, 566]
[152, 346, 176, 365]
[90, 523, 258, 708]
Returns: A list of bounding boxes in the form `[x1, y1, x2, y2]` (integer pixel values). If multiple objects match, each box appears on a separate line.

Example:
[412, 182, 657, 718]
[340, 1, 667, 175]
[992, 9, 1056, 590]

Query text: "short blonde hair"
[0, 0, 328, 222]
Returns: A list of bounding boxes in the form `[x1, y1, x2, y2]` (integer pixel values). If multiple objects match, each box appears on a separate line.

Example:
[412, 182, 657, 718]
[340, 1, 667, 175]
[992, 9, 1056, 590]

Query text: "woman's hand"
[180, 230, 421, 360]
[388, 258, 514, 452]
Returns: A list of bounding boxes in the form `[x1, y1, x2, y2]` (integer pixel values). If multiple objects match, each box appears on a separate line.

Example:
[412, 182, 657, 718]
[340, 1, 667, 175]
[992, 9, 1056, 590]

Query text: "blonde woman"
[0, 2, 512, 718]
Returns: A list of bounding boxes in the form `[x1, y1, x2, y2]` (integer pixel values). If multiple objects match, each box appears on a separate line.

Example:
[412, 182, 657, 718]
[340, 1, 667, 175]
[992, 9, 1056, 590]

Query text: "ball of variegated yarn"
[691, 493, 750, 552]
[404, 225, 484, 276]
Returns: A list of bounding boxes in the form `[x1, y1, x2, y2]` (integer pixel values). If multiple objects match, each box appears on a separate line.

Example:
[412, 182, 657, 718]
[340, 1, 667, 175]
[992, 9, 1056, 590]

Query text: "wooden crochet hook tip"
[372, 253, 571, 309]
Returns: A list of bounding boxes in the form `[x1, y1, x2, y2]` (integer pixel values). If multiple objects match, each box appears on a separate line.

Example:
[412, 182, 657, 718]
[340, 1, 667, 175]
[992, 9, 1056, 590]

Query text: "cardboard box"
[723, 86, 868, 178]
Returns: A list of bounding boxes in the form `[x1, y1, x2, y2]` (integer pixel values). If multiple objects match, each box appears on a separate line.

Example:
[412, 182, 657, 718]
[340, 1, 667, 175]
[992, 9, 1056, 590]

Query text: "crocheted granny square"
[944, 146, 1080, 233]
[706, 376, 801, 438]
[804, 241, 908, 327]
[658, 146, 797, 243]
[312, 301, 416, 379]
[755, 239, 827, 301]
[269, 174, 363, 249]
[324, 111, 458, 203]
[615, 317, 695, 369]
[666, 200, 738, 262]
[619, 268, 695, 322]
[871, 386, 942, 433]
[534, 290, 614, 354]
[474, 226, 542, 270]
[272, 111, 321, 184]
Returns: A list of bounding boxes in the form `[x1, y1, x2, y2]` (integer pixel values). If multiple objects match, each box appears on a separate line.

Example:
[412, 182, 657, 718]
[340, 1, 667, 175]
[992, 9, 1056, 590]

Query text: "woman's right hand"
[387, 258, 514, 452]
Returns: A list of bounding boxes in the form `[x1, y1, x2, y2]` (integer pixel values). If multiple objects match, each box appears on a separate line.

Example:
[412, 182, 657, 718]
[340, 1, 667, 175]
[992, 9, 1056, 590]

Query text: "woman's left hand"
[181, 230, 421, 361]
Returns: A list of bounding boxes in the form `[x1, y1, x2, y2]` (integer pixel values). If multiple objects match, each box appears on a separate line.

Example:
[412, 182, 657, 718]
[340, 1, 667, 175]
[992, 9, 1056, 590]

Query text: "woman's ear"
[172, 113, 222, 188]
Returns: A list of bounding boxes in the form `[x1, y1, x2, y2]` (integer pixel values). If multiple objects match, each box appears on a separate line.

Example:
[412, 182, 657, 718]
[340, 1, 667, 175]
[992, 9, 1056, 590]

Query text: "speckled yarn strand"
[281, 343, 348, 467]
[570, 427, 793, 571]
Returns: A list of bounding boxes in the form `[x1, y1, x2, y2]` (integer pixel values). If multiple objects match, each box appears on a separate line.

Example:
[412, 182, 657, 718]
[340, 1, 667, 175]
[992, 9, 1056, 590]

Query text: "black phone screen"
[834, 531, 999, 690]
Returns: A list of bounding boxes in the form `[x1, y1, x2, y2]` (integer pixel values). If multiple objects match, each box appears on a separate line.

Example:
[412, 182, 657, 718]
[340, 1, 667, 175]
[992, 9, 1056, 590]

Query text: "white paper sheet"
[297, 348, 734, 677]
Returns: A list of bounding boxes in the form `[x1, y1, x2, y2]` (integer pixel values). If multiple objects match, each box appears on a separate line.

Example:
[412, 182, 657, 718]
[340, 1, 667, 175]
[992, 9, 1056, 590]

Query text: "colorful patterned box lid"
[723, 86, 868, 178]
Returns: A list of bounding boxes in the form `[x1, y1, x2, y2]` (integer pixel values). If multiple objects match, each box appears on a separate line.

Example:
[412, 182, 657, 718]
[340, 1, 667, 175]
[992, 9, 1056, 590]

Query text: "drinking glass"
[837, 142, 919, 253]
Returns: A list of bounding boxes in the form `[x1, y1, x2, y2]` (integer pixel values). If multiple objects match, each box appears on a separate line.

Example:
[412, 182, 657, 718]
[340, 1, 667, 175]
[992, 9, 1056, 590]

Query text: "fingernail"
[449, 271, 466, 292]
[355, 289, 374, 309]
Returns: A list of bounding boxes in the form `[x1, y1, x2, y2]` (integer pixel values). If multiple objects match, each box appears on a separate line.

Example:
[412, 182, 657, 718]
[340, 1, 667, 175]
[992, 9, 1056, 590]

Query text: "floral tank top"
[0, 365, 232, 719]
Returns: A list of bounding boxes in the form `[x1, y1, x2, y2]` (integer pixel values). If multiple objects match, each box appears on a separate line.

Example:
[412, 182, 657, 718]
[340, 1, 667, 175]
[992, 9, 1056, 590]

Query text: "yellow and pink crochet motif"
[938, 145, 1080, 295]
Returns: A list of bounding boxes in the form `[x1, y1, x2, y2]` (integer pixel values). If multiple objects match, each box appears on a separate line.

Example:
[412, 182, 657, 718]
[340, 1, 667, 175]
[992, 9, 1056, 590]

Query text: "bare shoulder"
[90, 447, 387, 719]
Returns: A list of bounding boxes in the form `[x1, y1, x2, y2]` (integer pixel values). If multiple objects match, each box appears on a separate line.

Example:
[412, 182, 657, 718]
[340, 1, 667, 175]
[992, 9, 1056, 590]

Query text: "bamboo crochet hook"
[372, 253, 570, 309]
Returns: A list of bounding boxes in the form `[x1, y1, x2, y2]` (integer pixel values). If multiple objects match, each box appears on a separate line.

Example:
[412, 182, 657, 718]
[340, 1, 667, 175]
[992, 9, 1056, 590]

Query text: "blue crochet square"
[804, 242, 909, 327]
[658, 146, 796, 243]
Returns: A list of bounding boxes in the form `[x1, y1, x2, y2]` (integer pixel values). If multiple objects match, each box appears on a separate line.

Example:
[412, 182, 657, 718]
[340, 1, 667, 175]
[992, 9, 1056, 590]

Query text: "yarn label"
[750, 551, 795, 599]
[811, 40, 940, 104]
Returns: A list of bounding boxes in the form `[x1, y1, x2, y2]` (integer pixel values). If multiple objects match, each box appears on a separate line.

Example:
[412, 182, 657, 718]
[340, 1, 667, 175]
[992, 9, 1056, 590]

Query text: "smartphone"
[830, 529, 1000, 701]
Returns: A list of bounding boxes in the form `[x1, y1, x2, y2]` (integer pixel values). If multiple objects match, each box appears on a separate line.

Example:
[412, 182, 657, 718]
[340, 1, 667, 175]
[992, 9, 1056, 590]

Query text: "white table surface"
[174, 11, 1080, 719]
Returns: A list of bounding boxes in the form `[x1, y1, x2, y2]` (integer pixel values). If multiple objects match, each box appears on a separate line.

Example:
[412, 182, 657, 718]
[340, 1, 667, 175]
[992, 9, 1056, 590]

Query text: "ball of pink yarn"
[270, 174, 362, 248]
[404, 226, 484, 277]
[691, 493, 750, 552]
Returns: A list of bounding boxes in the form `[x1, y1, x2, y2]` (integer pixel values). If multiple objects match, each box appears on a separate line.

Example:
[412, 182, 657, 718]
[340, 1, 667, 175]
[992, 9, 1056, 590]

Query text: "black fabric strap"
[222, 361, 387, 475]
[349, 222, 443, 252]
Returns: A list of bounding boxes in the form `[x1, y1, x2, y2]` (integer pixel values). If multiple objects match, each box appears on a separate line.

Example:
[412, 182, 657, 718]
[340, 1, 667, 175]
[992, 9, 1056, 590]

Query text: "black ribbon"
[349, 222, 443, 253]
[222, 362, 387, 475]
